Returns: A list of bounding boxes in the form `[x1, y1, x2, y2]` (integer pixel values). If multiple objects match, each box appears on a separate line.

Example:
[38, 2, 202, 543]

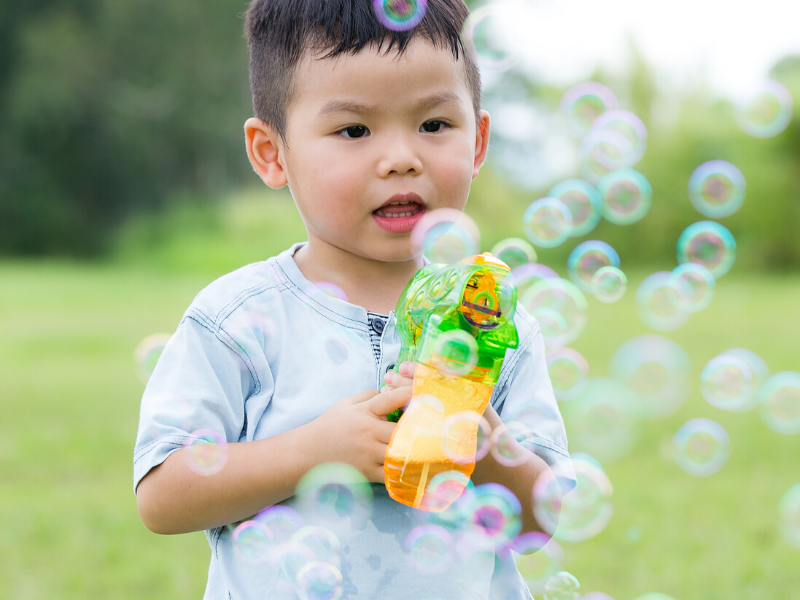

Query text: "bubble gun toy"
[383, 252, 519, 511]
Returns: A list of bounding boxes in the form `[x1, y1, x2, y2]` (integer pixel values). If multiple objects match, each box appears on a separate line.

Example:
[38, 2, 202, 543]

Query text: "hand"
[310, 385, 414, 483]
[382, 361, 417, 391]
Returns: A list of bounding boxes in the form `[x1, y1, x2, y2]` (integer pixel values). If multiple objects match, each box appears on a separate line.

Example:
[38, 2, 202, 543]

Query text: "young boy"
[133, 0, 574, 598]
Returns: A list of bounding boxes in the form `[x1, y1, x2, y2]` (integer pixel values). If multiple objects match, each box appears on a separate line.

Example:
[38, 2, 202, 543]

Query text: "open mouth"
[373, 201, 425, 218]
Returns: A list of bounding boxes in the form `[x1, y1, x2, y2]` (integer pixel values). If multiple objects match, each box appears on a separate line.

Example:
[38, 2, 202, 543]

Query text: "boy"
[133, 0, 574, 598]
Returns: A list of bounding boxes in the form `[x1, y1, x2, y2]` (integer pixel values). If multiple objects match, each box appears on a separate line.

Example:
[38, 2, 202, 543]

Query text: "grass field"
[1, 220, 799, 597]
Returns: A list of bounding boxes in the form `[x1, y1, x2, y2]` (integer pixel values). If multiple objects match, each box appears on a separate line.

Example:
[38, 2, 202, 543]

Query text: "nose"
[377, 131, 423, 178]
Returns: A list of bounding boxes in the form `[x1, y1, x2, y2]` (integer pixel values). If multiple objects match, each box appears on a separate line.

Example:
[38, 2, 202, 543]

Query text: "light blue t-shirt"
[133, 242, 575, 600]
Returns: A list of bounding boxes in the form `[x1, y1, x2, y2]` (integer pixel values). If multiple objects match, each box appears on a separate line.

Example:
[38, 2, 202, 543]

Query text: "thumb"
[368, 385, 413, 417]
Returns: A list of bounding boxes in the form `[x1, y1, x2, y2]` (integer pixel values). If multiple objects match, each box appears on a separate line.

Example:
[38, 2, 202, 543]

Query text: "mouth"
[371, 193, 427, 234]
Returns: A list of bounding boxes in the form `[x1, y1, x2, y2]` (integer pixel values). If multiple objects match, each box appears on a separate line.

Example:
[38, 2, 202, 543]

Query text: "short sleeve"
[491, 306, 577, 493]
[132, 310, 259, 494]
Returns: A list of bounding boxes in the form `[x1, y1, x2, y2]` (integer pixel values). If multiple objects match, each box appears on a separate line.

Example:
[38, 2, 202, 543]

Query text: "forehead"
[290, 39, 472, 114]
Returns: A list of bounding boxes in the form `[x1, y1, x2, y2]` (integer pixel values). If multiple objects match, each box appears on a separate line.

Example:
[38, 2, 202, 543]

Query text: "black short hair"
[245, 0, 481, 143]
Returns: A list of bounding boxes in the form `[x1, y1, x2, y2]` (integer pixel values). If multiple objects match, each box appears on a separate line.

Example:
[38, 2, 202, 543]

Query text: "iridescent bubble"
[673, 418, 730, 477]
[560, 82, 619, 138]
[183, 428, 228, 476]
[610, 335, 692, 420]
[314, 282, 348, 303]
[295, 561, 344, 600]
[636, 272, 691, 332]
[405, 524, 454, 574]
[521, 278, 588, 350]
[254, 505, 305, 545]
[441, 411, 492, 464]
[295, 462, 373, 524]
[523, 198, 573, 248]
[511, 263, 559, 300]
[778, 482, 800, 549]
[546, 347, 589, 402]
[548, 179, 603, 237]
[597, 168, 652, 225]
[291, 526, 342, 568]
[491, 420, 533, 467]
[676, 221, 737, 278]
[562, 378, 641, 462]
[134, 332, 171, 383]
[578, 129, 634, 184]
[592, 266, 627, 303]
[460, 483, 522, 548]
[590, 110, 648, 166]
[421, 470, 471, 512]
[700, 354, 755, 411]
[491, 237, 538, 270]
[277, 542, 317, 586]
[688, 160, 746, 218]
[736, 79, 794, 138]
[718, 348, 770, 411]
[567, 240, 620, 293]
[511, 532, 564, 594]
[373, 0, 427, 32]
[544, 571, 581, 600]
[411, 208, 480, 264]
[533, 453, 614, 542]
[759, 371, 800, 435]
[429, 328, 479, 377]
[669, 263, 715, 312]
[461, 4, 518, 72]
[232, 520, 275, 564]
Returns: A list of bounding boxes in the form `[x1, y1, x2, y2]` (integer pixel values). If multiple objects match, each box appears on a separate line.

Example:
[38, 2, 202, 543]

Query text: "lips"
[372, 193, 427, 234]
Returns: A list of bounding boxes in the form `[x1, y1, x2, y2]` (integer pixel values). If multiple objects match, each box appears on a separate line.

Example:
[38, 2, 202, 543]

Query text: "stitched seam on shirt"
[522, 435, 570, 457]
[213, 260, 288, 323]
[133, 434, 188, 464]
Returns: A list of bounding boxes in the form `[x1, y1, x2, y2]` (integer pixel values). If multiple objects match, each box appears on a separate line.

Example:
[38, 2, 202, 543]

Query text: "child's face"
[251, 39, 490, 264]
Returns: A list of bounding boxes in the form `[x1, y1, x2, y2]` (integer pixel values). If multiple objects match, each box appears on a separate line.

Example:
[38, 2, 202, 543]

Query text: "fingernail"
[399, 363, 408, 376]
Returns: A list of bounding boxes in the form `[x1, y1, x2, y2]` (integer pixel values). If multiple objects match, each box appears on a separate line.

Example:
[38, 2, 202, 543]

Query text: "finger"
[375, 420, 399, 444]
[349, 389, 380, 404]
[384, 370, 413, 389]
[399, 361, 418, 378]
[368, 385, 413, 417]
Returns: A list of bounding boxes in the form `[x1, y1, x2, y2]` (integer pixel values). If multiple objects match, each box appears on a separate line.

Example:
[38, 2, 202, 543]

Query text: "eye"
[339, 125, 369, 139]
[420, 120, 449, 133]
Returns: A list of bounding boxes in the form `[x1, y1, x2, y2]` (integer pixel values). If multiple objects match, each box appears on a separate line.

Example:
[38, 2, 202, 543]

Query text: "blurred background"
[1, 0, 798, 598]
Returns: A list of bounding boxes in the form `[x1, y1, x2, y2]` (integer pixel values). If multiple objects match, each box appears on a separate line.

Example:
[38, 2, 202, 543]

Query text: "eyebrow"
[317, 92, 463, 118]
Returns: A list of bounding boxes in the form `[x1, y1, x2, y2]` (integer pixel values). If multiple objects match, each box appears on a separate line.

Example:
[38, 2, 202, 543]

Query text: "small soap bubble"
[411, 208, 480, 264]
[511, 263, 559, 299]
[430, 329, 479, 377]
[491, 237, 538, 270]
[669, 263, 716, 312]
[314, 282, 348, 303]
[511, 532, 564, 594]
[590, 110, 648, 166]
[597, 168, 652, 225]
[677, 221, 737, 278]
[461, 5, 518, 72]
[295, 463, 373, 524]
[254, 505, 305, 545]
[636, 272, 690, 332]
[491, 421, 533, 467]
[700, 354, 755, 411]
[521, 278, 588, 350]
[373, 0, 427, 32]
[610, 335, 692, 420]
[291, 526, 342, 568]
[546, 347, 589, 401]
[758, 371, 800, 435]
[183, 428, 228, 476]
[567, 240, 620, 293]
[460, 483, 522, 548]
[592, 266, 627, 303]
[544, 571, 581, 600]
[548, 179, 603, 238]
[578, 129, 634, 184]
[441, 411, 492, 464]
[277, 542, 317, 586]
[295, 561, 344, 600]
[736, 79, 794, 138]
[422, 470, 471, 512]
[560, 82, 619, 138]
[405, 524, 454, 574]
[688, 160, 746, 218]
[673, 418, 730, 477]
[134, 332, 171, 383]
[718, 348, 770, 411]
[778, 483, 800, 549]
[232, 520, 275, 564]
[523, 198, 573, 248]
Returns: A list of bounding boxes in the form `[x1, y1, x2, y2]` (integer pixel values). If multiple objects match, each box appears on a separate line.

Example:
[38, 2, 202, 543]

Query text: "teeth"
[375, 206, 421, 218]
[388, 201, 410, 205]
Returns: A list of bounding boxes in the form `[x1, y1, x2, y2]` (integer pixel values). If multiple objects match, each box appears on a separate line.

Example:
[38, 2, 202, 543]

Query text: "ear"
[244, 118, 288, 189]
[472, 110, 491, 180]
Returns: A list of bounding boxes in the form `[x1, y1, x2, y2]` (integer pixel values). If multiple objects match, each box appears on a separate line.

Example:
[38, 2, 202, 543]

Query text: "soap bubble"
[700, 354, 756, 411]
[759, 371, 800, 435]
[460, 483, 522, 548]
[232, 520, 275, 564]
[548, 179, 603, 237]
[277, 542, 317, 587]
[430, 329, 480, 377]
[778, 483, 800, 549]
[254, 505, 305, 545]
[521, 278, 588, 350]
[295, 561, 344, 600]
[547, 348, 589, 401]
[183, 428, 228, 476]
[677, 221, 736, 278]
[562, 378, 641, 462]
[669, 263, 715, 312]
[491, 420, 533, 467]
[411, 208, 480, 264]
[590, 110, 648, 166]
[511, 263, 559, 299]
[422, 470, 471, 512]
[544, 571, 581, 600]
[578, 129, 634, 184]
[717, 348, 770, 411]
[533, 453, 613, 542]
[567, 240, 620, 293]
[291, 526, 342, 568]
[592, 266, 627, 303]
[636, 272, 690, 332]
[511, 532, 563, 593]
[134, 332, 171, 383]
[314, 282, 348, 303]
[560, 82, 619, 138]
[610, 335, 692, 420]
[491, 237, 538, 270]
[673, 418, 730, 477]
[736, 79, 794, 138]
[405, 524, 454, 574]
[295, 463, 373, 525]
[373, 0, 426, 31]
[461, 4, 518, 71]
[688, 160, 746, 218]
[441, 411, 492, 464]
[597, 168, 652, 225]
[523, 198, 573, 248]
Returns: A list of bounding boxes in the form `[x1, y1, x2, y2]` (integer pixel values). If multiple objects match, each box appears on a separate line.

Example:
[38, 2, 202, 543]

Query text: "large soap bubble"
[676, 221, 736, 278]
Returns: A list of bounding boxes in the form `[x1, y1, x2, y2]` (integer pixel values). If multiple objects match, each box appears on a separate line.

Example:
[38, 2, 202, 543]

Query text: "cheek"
[429, 149, 475, 202]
